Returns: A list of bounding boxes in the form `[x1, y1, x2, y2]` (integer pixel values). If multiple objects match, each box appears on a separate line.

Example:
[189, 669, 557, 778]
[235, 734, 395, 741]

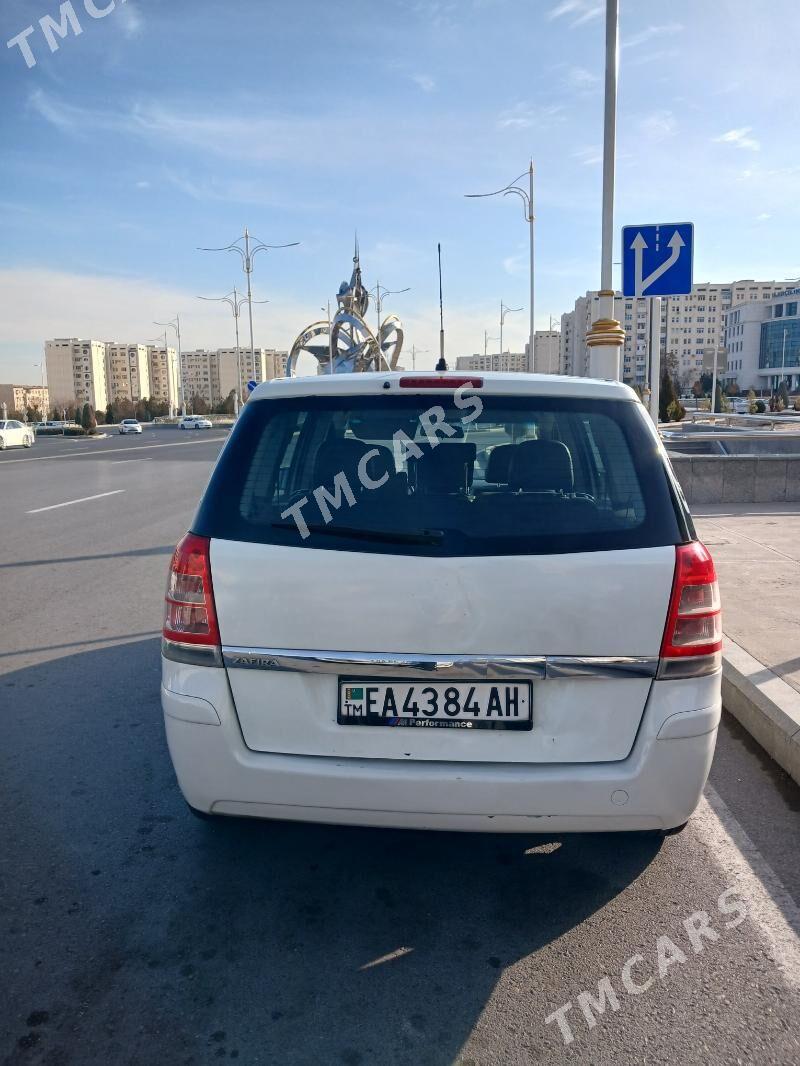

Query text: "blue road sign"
[246, 379, 258, 393]
[622, 222, 693, 297]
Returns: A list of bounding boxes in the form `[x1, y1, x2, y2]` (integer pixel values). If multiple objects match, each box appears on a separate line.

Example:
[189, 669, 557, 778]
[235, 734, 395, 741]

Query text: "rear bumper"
[161, 664, 720, 832]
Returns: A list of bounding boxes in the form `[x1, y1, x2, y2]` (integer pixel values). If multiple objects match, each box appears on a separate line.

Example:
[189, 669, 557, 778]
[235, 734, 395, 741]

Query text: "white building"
[146, 345, 179, 411]
[559, 281, 781, 389]
[724, 286, 800, 393]
[181, 350, 220, 408]
[0, 383, 50, 417]
[532, 330, 561, 374]
[105, 343, 150, 404]
[455, 352, 528, 373]
[45, 339, 109, 411]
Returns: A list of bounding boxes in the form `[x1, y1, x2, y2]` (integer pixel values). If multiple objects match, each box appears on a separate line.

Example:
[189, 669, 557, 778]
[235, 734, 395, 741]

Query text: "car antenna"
[436, 242, 447, 371]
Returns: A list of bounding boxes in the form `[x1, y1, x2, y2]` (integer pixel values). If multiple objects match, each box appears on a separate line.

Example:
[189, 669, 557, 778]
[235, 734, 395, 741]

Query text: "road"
[1, 429, 798, 1066]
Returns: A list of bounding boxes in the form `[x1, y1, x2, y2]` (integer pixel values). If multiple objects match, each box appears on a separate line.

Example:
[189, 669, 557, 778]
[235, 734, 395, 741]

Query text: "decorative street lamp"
[197, 288, 268, 414]
[500, 301, 522, 359]
[466, 162, 536, 370]
[153, 315, 184, 416]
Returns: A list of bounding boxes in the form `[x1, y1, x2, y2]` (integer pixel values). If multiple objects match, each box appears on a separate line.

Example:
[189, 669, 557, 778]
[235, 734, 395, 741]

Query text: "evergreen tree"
[81, 403, 96, 430]
[659, 369, 677, 422]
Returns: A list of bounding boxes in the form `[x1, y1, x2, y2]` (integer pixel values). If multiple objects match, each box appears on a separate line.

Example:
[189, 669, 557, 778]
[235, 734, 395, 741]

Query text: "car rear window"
[193, 392, 684, 556]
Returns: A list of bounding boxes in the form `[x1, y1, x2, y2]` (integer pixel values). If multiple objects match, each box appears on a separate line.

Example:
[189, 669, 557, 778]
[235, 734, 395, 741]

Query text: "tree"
[724, 381, 740, 396]
[667, 398, 686, 422]
[712, 383, 728, 413]
[81, 403, 96, 431]
[699, 371, 713, 394]
[105, 402, 114, 425]
[778, 381, 790, 410]
[691, 379, 704, 398]
[659, 368, 678, 422]
[190, 393, 210, 415]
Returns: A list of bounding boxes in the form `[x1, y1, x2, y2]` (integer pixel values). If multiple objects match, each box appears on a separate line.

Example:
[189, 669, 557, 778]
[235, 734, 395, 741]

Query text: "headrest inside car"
[508, 439, 574, 493]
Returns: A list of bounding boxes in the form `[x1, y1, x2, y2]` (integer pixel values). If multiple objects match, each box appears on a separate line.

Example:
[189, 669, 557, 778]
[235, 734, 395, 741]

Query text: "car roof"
[248, 370, 637, 403]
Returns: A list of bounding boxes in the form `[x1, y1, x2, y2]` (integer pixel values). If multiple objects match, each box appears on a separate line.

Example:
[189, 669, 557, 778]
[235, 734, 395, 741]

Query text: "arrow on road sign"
[631, 230, 685, 297]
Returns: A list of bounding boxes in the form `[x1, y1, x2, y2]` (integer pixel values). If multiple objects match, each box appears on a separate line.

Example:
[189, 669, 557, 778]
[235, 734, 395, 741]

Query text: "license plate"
[337, 680, 532, 730]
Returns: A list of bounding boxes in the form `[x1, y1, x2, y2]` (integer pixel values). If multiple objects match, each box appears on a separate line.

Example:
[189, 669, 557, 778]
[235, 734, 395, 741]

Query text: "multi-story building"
[105, 343, 150, 404]
[146, 345, 179, 411]
[532, 330, 561, 374]
[724, 286, 800, 393]
[181, 350, 221, 409]
[267, 350, 289, 379]
[45, 339, 108, 411]
[455, 352, 528, 372]
[0, 383, 50, 417]
[559, 281, 781, 388]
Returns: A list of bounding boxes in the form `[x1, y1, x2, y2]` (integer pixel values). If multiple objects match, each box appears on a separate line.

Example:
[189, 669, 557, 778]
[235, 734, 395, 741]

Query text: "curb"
[722, 636, 800, 786]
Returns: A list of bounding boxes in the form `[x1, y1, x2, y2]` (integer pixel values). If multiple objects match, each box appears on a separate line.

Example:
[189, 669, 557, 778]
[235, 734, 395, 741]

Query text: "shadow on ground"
[1, 638, 661, 1066]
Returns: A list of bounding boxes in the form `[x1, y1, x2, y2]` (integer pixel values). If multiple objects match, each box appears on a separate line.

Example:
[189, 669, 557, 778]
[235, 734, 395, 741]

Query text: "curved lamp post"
[466, 162, 535, 370]
[197, 288, 268, 414]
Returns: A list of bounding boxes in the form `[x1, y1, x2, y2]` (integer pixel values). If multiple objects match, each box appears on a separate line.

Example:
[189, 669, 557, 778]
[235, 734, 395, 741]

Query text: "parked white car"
[161, 371, 722, 834]
[119, 419, 143, 434]
[0, 420, 35, 449]
[179, 415, 213, 430]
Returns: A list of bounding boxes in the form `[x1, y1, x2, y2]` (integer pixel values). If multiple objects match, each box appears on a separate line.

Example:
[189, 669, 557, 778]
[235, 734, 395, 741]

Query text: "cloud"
[135, 180, 151, 189]
[497, 102, 565, 131]
[714, 127, 760, 151]
[117, 1, 143, 39]
[622, 23, 683, 48]
[411, 73, 436, 92]
[640, 109, 677, 141]
[547, 1, 602, 26]
[755, 213, 771, 221]
[564, 66, 599, 91]
[572, 145, 602, 166]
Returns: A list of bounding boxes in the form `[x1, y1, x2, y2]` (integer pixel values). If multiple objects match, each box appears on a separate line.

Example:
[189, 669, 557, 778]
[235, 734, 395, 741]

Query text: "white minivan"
[161, 372, 722, 833]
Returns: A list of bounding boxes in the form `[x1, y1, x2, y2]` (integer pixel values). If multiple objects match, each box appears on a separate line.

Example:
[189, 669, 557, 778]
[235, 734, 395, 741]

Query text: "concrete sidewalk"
[694, 503, 800, 783]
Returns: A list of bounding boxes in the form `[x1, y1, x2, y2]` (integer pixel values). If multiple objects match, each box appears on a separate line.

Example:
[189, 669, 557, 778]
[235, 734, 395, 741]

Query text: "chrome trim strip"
[221, 647, 658, 680]
[546, 656, 658, 680]
[162, 637, 223, 668]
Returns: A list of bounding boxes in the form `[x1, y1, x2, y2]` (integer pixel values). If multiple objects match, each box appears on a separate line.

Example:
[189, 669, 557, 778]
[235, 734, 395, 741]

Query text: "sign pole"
[649, 297, 661, 423]
[586, 0, 625, 379]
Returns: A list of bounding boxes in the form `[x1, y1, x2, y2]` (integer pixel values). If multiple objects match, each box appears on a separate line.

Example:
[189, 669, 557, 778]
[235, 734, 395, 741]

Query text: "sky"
[1, 0, 799, 382]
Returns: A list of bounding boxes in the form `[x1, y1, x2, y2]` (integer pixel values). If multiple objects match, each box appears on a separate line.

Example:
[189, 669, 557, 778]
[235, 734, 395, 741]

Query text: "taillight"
[163, 533, 220, 647]
[399, 376, 483, 388]
[659, 542, 722, 677]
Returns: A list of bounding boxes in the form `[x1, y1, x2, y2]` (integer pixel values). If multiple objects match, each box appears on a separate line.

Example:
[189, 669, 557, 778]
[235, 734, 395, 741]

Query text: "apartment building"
[105, 343, 150, 404]
[45, 339, 109, 411]
[455, 351, 529, 372]
[181, 350, 221, 408]
[0, 383, 50, 416]
[559, 281, 781, 388]
[146, 345, 179, 410]
[532, 330, 561, 374]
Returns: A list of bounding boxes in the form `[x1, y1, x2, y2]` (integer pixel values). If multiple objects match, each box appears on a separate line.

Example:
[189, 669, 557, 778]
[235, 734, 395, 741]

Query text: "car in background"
[161, 371, 722, 835]
[179, 415, 213, 430]
[0, 419, 34, 449]
[119, 418, 143, 434]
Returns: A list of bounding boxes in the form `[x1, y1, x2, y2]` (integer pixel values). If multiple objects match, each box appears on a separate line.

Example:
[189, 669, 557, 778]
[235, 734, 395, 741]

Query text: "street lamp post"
[154, 315, 184, 416]
[198, 288, 268, 414]
[369, 282, 410, 369]
[500, 301, 522, 359]
[466, 161, 536, 370]
[33, 361, 46, 418]
[410, 345, 429, 370]
[199, 227, 299, 370]
[484, 332, 499, 358]
[585, 0, 625, 379]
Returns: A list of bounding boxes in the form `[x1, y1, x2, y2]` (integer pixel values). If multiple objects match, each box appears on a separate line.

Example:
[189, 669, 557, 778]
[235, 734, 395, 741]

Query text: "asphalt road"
[1, 428, 799, 1066]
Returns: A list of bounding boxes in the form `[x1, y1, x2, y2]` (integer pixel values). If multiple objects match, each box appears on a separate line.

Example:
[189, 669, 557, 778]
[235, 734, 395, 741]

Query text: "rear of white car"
[161, 372, 722, 832]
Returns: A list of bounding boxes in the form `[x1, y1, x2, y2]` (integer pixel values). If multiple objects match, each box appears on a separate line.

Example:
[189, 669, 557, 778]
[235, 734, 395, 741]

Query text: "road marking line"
[26, 490, 126, 514]
[698, 784, 800, 988]
[111, 458, 154, 464]
[0, 435, 227, 464]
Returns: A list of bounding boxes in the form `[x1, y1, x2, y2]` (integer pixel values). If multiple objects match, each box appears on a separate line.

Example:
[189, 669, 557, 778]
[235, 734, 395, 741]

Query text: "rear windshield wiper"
[271, 522, 444, 545]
